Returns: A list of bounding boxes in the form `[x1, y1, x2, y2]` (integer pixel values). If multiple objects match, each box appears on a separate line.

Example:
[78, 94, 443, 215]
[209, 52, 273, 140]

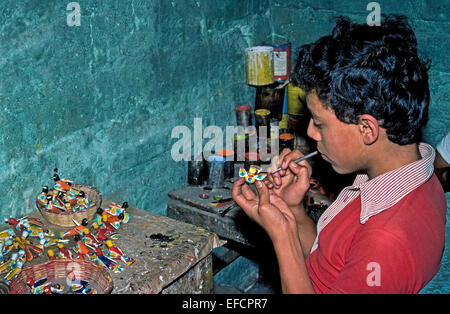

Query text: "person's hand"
[232, 178, 297, 240]
[265, 149, 312, 208]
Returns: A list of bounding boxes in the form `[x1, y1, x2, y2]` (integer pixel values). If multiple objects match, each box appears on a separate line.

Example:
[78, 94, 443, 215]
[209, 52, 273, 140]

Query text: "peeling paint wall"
[0, 0, 272, 219]
[0, 0, 448, 293]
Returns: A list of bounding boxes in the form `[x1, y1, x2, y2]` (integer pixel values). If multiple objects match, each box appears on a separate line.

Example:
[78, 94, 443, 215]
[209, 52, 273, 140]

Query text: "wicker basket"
[9, 259, 113, 294]
[36, 184, 102, 228]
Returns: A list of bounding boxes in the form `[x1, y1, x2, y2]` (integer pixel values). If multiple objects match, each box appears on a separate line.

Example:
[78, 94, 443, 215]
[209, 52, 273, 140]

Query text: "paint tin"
[245, 46, 274, 86]
[255, 109, 271, 139]
[188, 155, 205, 185]
[235, 105, 251, 128]
[269, 42, 291, 82]
[287, 83, 307, 115]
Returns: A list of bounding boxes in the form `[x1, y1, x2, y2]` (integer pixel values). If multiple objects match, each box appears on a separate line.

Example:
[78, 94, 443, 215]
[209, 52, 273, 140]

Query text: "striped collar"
[311, 143, 435, 253]
[352, 142, 435, 224]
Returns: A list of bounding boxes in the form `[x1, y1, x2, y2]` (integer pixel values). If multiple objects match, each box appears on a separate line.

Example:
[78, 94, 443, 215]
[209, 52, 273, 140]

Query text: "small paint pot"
[199, 193, 209, 199]
[187, 156, 205, 186]
[207, 155, 226, 189]
[279, 131, 295, 152]
[235, 105, 251, 128]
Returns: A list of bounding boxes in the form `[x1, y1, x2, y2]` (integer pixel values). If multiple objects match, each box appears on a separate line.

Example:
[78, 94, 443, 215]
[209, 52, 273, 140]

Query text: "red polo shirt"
[305, 143, 447, 293]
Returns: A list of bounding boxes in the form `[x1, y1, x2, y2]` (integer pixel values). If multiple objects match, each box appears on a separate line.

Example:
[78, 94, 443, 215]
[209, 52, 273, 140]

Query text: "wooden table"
[1, 200, 224, 294]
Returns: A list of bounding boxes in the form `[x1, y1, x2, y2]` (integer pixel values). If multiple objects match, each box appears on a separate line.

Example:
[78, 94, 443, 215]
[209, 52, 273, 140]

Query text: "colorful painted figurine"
[52, 171, 72, 193]
[239, 165, 267, 184]
[3, 250, 26, 281]
[59, 218, 88, 239]
[72, 235, 91, 259]
[105, 202, 130, 225]
[6, 216, 44, 233]
[36, 186, 49, 207]
[47, 250, 56, 261]
[4, 260, 24, 281]
[92, 215, 120, 241]
[56, 243, 72, 260]
[8, 236, 43, 262]
[67, 271, 97, 294]
[105, 240, 135, 266]
[0, 229, 15, 244]
[37, 232, 68, 250]
[0, 252, 18, 275]
[27, 277, 48, 294]
[26, 276, 63, 294]
[89, 248, 123, 274]
[81, 228, 101, 249]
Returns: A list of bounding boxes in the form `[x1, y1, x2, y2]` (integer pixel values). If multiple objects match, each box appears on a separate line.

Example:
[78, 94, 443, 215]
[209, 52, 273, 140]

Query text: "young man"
[232, 15, 447, 293]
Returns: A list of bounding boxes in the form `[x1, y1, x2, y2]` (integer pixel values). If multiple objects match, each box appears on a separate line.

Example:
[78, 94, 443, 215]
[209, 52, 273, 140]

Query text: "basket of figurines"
[9, 259, 113, 294]
[36, 170, 102, 228]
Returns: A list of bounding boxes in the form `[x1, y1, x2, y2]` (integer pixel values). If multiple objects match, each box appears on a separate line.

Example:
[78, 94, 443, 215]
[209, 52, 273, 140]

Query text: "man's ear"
[358, 114, 379, 145]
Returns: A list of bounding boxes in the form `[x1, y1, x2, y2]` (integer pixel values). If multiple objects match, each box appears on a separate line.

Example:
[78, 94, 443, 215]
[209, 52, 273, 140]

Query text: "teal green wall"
[0, 0, 448, 293]
[0, 0, 272, 218]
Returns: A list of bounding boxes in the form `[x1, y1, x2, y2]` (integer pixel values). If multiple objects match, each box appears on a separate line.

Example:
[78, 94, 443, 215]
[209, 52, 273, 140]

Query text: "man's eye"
[313, 122, 322, 129]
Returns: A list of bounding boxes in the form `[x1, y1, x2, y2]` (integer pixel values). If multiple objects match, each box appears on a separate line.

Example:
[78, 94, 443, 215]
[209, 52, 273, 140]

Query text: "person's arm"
[232, 179, 316, 294]
[272, 226, 316, 294]
[289, 203, 317, 258]
[435, 150, 450, 168]
[434, 150, 450, 192]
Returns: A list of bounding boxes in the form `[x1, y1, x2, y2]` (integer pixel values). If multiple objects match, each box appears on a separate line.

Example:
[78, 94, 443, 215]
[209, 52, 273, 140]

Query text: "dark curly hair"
[291, 15, 430, 145]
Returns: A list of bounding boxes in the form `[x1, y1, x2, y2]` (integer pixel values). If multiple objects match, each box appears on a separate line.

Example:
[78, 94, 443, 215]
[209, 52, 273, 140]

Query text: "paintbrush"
[268, 151, 318, 175]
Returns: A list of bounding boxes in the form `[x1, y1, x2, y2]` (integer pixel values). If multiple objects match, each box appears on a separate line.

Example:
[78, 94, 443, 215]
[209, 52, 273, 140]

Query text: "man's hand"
[265, 149, 312, 208]
[232, 178, 298, 241]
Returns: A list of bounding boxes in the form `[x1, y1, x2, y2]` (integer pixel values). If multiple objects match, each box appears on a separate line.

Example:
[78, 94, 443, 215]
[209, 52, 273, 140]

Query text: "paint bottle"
[235, 105, 251, 128]
[245, 46, 274, 86]
[233, 133, 249, 163]
[287, 83, 306, 115]
[207, 155, 226, 189]
[188, 155, 205, 186]
[217, 149, 235, 180]
[254, 109, 271, 140]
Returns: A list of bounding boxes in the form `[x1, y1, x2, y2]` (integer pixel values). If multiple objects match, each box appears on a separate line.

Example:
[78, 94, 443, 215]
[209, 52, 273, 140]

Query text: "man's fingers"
[255, 181, 270, 207]
[241, 181, 257, 200]
[288, 161, 311, 189]
[232, 178, 249, 206]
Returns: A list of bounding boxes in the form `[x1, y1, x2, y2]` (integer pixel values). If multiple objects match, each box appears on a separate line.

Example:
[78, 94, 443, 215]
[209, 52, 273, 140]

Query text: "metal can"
[245, 46, 274, 86]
